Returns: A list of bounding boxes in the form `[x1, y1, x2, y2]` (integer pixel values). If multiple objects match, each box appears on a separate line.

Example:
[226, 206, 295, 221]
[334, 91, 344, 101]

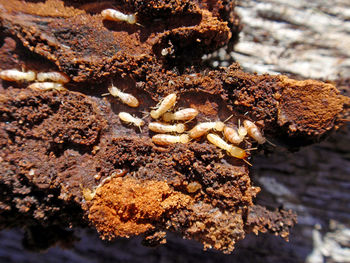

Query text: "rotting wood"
[0, 0, 349, 257]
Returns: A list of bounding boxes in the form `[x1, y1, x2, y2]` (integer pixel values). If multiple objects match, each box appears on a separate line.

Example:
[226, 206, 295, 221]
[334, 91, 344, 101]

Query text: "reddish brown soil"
[88, 176, 192, 239]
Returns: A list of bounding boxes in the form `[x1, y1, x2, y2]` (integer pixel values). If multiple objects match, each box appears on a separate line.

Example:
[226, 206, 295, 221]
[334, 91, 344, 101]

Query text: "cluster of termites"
[149, 93, 268, 164]
[109, 85, 267, 164]
[0, 68, 70, 91]
[148, 93, 198, 146]
[0, 67, 267, 164]
[97, 8, 266, 162]
[105, 83, 145, 131]
[98, 8, 267, 162]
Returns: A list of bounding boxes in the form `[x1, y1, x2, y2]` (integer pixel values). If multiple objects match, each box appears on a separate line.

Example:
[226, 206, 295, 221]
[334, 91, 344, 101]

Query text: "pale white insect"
[108, 84, 139, 107]
[148, 122, 186, 133]
[223, 126, 244, 145]
[118, 112, 145, 130]
[150, 93, 177, 119]
[37, 72, 70, 84]
[236, 119, 248, 140]
[237, 125, 247, 140]
[0, 69, 36, 82]
[152, 134, 190, 146]
[101, 9, 137, 25]
[207, 133, 247, 160]
[188, 121, 225, 139]
[243, 120, 266, 144]
[28, 82, 67, 91]
[162, 108, 199, 122]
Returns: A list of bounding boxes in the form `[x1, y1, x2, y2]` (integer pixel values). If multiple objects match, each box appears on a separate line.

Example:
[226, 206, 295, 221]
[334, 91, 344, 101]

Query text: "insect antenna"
[266, 139, 276, 147]
[184, 118, 195, 124]
[243, 139, 250, 144]
[223, 114, 234, 123]
[243, 159, 252, 166]
[102, 80, 114, 97]
[141, 110, 150, 119]
[245, 147, 258, 151]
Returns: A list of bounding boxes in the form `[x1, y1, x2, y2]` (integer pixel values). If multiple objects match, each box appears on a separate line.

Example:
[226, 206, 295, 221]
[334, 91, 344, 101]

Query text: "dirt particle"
[186, 181, 202, 193]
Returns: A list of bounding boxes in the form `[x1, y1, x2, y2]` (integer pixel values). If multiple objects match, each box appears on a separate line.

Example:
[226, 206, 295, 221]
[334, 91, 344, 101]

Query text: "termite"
[189, 121, 225, 139]
[150, 93, 177, 119]
[162, 108, 199, 122]
[108, 84, 139, 107]
[148, 122, 186, 133]
[118, 112, 145, 131]
[207, 133, 248, 160]
[37, 72, 70, 84]
[237, 126, 247, 139]
[234, 119, 248, 141]
[223, 126, 244, 145]
[243, 120, 266, 144]
[152, 134, 190, 146]
[28, 82, 67, 91]
[0, 69, 36, 82]
[101, 9, 138, 25]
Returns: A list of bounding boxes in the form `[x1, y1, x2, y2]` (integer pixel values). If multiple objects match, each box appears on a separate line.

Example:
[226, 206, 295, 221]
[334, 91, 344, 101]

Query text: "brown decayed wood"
[0, 0, 348, 255]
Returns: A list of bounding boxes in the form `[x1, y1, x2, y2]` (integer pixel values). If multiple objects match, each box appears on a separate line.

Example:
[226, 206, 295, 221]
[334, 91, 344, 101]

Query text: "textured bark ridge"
[0, 0, 348, 255]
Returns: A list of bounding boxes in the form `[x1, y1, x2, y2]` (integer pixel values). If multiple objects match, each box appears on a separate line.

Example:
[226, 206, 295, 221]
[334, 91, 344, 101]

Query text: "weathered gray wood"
[209, 0, 350, 80]
[231, 1, 350, 261]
